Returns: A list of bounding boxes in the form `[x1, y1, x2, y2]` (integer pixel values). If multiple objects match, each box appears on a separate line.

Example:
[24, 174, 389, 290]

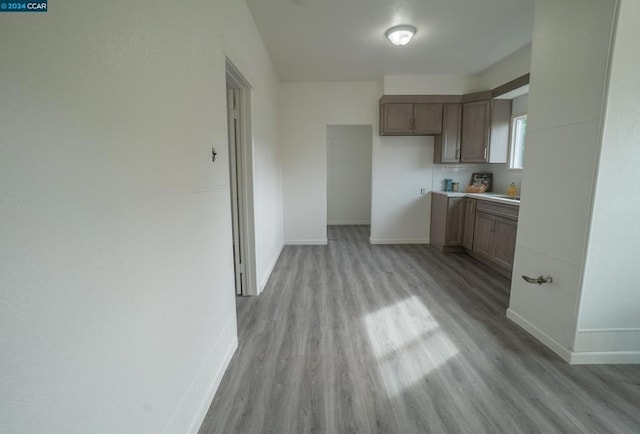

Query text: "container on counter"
[444, 178, 453, 192]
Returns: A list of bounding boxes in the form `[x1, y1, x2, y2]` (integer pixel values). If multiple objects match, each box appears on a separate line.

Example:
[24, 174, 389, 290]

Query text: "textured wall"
[0, 0, 283, 432]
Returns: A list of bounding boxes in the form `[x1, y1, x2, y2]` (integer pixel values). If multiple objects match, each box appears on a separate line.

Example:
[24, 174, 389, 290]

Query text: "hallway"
[200, 226, 640, 433]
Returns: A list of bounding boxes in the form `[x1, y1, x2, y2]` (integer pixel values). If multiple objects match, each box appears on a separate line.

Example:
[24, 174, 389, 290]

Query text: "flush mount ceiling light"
[385, 25, 417, 46]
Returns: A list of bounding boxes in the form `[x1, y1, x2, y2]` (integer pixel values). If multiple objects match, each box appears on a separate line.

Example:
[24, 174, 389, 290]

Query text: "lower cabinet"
[430, 194, 465, 251]
[430, 195, 519, 277]
[462, 198, 476, 250]
[473, 211, 493, 257]
[471, 201, 519, 276]
[491, 216, 518, 269]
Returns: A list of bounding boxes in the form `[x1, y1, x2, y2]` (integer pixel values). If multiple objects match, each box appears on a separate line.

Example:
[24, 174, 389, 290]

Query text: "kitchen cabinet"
[430, 194, 465, 252]
[460, 100, 490, 162]
[460, 99, 512, 164]
[380, 103, 443, 135]
[462, 198, 476, 250]
[491, 216, 518, 269]
[471, 201, 519, 276]
[379, 74, 528, 145]
[413, 104, 444, 135]
[431, 194, 519, 276]
[381, 103, 413, 134]
[433, 103, 462, 164]
[472, 211, 494, 257]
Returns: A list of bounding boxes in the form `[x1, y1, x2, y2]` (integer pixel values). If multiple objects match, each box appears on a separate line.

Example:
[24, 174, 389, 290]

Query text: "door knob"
[522, 275, 553, 285]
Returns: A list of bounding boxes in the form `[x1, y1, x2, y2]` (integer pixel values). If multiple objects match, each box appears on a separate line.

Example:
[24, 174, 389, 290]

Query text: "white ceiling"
[245, 0, 535, 82]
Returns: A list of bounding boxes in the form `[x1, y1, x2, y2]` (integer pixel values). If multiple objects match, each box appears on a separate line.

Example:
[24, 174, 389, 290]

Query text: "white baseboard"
[507, 309, 640, 365]
[164, 318, 238, 434]
[574, 328, 640, 352]
[369, 238, 429, 245]
[284, 239, 328, 245]
[259, 243, 284, 294]
[506, 308, 573, 363]
[327, 220, 370, 225]
[569, 351, 640, 365]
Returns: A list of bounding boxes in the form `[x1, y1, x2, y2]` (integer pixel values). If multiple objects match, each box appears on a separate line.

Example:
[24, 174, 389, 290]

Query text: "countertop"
[432, 190, 520, 206]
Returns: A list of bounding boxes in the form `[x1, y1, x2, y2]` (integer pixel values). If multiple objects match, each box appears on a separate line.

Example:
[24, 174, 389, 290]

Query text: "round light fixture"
[385, 25, 417, 46]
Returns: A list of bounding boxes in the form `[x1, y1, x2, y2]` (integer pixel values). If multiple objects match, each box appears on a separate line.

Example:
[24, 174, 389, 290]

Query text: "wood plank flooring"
[199, 225, 640, 434]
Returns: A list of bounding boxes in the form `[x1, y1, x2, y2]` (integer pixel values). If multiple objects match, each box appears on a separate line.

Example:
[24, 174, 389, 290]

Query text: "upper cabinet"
[381, 74, 529, 165]
[413, 104, 443, 134]
[381, 103, 413, 134]
[379, 95, 463, 136]
[460, 99, 491, 163]
[433, 103, 463, 163]
[380, 102, 443, 135]
[460, 98, 511, 164]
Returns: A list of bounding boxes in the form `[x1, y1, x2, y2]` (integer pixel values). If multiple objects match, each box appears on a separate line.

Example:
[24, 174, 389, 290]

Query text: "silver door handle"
[522, 275, 553, 285]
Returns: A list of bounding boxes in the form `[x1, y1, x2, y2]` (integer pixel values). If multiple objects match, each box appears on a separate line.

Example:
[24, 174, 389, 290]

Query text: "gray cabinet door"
[382, 103, 413, 135]
[461, 100, 491, 163]
[413, 103, 443, 135]
[473, 212, 493, 258]
[491, 216, 518, 270]
[445, 198, 465, 246]
[462, 198, 476, 250]
[429, 193, 448, 248]
[434, 103, 462, 163]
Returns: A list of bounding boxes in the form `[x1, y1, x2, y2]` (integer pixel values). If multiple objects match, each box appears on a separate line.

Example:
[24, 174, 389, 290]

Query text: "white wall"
[327, 125, 372, 225]
[507, 0, 617, 362]
[279, 81, 382, 244]
[474, 43, 533, 90]
[383, 44, 532, 96]
[0, 0, 283, 432]
[384, 74, 479, 95]
[511, 93, 529, 116]
[574, 0, 640, 359]
[371, 135, 434, 244]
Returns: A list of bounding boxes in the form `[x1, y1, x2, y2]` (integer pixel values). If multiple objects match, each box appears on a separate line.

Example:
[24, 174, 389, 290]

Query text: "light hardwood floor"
[199, 225, 640, 434]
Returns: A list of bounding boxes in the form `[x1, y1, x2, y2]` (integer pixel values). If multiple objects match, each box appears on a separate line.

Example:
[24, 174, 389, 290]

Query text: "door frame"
[226, 58, 257, 296]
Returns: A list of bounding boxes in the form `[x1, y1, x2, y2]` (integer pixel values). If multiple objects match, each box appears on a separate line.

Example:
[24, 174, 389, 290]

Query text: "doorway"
[226, 59, 257, 296]
[326, 125, 373, 238]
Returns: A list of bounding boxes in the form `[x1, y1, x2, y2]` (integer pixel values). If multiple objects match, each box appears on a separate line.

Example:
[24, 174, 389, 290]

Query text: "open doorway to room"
[326, 125, 373, 241]
[225, 59, 257, 297]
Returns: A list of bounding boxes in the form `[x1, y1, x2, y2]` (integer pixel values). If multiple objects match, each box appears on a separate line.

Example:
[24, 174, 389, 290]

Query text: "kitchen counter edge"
[432, 191, 520, 206]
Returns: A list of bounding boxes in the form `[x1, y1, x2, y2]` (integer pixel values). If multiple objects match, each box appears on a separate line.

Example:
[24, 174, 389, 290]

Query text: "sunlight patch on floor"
[363, 295, 459, 397]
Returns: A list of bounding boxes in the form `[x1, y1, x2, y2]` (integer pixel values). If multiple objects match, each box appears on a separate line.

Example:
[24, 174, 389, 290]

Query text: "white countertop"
[432, 190, 520, 206]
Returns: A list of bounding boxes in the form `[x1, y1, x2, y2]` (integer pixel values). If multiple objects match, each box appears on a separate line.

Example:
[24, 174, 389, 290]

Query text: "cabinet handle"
[522, 275, 554, 285]
[484, 148, 488, 160]
[456, 148, 460, 159]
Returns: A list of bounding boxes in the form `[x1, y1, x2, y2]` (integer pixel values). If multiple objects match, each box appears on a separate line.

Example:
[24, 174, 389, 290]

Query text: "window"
[509, 114, 527, 169]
